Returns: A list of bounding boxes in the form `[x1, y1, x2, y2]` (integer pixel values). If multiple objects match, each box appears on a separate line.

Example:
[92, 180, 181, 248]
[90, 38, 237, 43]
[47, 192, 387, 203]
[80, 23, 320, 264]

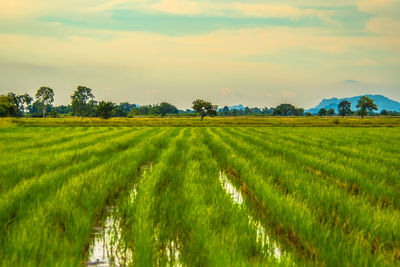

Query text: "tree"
[380, 110, 388, 116]
[273, 104, 304, 116]
[116, 102, 136, 117]
[338, 100, 351, 117]
[96, 101, 115, 119]
[356, 96, 378, 118]
[328, 108, 335, 116]
[221, 106, 230, 116]
[192, 99, 218, 120]
[71, 86, 95, 116]
[0, 93, 32, 117]
[318, 108, 328, 116]
[35, 87, 54, 118]
[49, 109, 58, 118]
[159, 102, 178, 116]
[273, 108, 282, 116]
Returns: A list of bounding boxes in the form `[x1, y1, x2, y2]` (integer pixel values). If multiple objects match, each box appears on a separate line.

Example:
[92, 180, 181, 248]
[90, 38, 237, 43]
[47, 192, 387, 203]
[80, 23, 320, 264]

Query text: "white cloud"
[357, 0, 400, 16]
[366, 18, 400, 35]
[220, 88, 234, 96]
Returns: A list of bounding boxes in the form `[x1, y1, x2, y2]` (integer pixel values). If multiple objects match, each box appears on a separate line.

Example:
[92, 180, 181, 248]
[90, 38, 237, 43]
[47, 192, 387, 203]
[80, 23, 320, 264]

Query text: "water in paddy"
[87, 163, 153, 266]
[86, 206, 132, 266]
[219, 171, 284, 260]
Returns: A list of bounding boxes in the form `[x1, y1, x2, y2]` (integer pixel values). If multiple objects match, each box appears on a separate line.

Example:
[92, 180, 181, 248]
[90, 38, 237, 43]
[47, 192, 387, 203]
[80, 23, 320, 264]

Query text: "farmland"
[0, 124, 399, 266]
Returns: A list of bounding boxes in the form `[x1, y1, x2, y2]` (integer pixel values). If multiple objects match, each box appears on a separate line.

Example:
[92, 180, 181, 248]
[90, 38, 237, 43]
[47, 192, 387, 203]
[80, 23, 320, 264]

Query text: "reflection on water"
[165, 239, 182, 267]
[219, 171, 243, 205]
[87, 207, 131, 267]
[87, 163, 153, 266]
[219, 171, 283, 261]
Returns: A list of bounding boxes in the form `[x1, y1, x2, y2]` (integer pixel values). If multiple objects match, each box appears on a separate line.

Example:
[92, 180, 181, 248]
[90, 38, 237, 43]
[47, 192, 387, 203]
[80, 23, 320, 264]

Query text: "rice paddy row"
[0, 127, 399, 266]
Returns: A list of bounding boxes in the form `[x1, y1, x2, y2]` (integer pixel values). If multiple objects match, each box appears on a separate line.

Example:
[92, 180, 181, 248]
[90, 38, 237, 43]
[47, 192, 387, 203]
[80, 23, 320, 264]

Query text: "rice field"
[0, 126, 399, 266]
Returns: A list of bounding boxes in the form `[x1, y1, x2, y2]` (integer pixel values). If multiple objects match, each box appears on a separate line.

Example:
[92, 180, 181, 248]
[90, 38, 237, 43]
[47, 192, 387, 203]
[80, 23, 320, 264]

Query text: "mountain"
[306, 95, 400, 114]
[218, 104, 246, 111]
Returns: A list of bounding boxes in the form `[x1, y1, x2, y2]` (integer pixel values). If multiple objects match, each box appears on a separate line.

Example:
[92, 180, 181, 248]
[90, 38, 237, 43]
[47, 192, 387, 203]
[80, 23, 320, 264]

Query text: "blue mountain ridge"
[306, 95, 400, 114]
[217, 104, 246, 111]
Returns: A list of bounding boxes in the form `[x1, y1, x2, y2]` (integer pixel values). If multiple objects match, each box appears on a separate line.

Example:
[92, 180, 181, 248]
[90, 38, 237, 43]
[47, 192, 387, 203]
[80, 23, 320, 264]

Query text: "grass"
[0, 123, 399, 266]
[1, 116, 400, 127]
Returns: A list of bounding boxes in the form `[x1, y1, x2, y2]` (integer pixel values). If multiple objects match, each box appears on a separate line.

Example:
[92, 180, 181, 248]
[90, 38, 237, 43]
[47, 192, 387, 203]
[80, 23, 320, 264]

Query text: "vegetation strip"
[0, 127, 135, 192]
[0, 126, 399, 266]
[0, 128, 161, 256]
[216, 128, 400, 264]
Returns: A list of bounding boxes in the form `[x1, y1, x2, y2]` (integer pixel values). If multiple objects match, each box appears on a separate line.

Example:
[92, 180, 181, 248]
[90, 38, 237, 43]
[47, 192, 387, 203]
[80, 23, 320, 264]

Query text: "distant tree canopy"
[357, 96, 378, 118]
[273, 104, 304, 116]
[159, 102, 179, 116]
[35, 87, 54, 118]
[114, 102, 137, 117]
[96, 101, 115, 119]
[218, 106, 273, 116]
[52, 105, 73, 115]
[128, 102, 178, 116]
[3, 87, 395, 119]
[318, 108, 328, 116]
[338, 100, 351, 117]
[192, 99, 218, 120]
[71, 86, 96, 117]
[0, 93, 32, 117]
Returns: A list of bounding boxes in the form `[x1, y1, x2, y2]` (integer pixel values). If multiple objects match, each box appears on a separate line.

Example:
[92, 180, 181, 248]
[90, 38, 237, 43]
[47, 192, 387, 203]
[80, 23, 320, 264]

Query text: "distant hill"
[218, 104, 246, 111]
[306, 95, 400, 114]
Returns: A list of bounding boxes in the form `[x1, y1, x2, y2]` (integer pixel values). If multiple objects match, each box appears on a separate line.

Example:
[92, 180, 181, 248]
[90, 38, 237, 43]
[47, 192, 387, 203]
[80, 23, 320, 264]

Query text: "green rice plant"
[0, 128, 164, 256]
[204, 128, 383, 266]
[0, 128, 178, 266]
[239, 127, 400, 208]
[213, 128, 400, 264]
[0, 127, 136, 192]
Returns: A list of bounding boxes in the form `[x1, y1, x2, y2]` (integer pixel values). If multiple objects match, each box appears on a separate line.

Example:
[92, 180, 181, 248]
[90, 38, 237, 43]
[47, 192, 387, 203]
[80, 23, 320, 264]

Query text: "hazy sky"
[1, 0, 399, 109]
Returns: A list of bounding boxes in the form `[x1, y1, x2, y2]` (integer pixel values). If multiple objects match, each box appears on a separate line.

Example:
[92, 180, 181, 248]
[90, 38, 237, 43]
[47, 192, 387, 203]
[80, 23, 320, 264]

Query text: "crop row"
[0, 127, 398, 266]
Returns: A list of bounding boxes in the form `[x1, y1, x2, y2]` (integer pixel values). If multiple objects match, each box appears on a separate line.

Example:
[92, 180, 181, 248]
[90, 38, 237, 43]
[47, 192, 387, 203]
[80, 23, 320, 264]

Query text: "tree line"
[1, 86, 397, 119]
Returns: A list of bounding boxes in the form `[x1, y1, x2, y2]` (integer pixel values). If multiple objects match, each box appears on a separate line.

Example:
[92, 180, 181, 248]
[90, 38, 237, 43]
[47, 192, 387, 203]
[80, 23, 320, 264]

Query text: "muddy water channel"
[86, 164, 152, 267]
[86, 206, 132, 266]
[219, 171, 286, 261]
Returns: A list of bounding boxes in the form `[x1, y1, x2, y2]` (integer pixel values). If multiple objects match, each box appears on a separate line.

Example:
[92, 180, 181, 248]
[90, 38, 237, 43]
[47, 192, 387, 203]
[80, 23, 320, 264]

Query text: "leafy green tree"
[192, 99, 218, 120]
[49, 109, 58, 118]
[115, 102, 136, 117]
[305, 112, 313, 117]
[0, 93, 32, 117]
[159, 102, 178, 116]
[273, 108, 282, 116]
[96, 101, 115, 119]
[338, 100, 351, 117]
[328, 108, 335, 116]
[356, 96, 378, 118]
[35, 87, 54, 118]
[318, 108, 328, 116]
[273, 104, 303, 116]
[221, 106, 230, 116]
[380, 110, 388, 116]
[71, 86, 95, 116]
[52, 105, 73, 115]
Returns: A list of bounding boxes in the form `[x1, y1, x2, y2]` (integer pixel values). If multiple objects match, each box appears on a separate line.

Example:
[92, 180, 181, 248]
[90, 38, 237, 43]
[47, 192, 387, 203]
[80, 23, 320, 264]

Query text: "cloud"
[357, 0, 400, 16]
[220, 88, 234, 96]
[366, 18, 400, 35]
[92, 0, 335, 20]
[344, 79, 360, 83]
[280, 90, 296, 98]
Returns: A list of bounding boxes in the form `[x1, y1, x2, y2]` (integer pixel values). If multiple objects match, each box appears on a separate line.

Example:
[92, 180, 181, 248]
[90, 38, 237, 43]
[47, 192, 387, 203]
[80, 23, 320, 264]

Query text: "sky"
[0, 0, 399, 109]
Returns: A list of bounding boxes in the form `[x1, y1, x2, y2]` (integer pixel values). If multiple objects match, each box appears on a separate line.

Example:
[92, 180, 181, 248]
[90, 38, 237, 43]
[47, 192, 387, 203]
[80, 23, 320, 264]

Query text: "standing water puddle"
[219, 171, 284, 261]
[165, 238, 182, 267]
[86, 163, 153, 266]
